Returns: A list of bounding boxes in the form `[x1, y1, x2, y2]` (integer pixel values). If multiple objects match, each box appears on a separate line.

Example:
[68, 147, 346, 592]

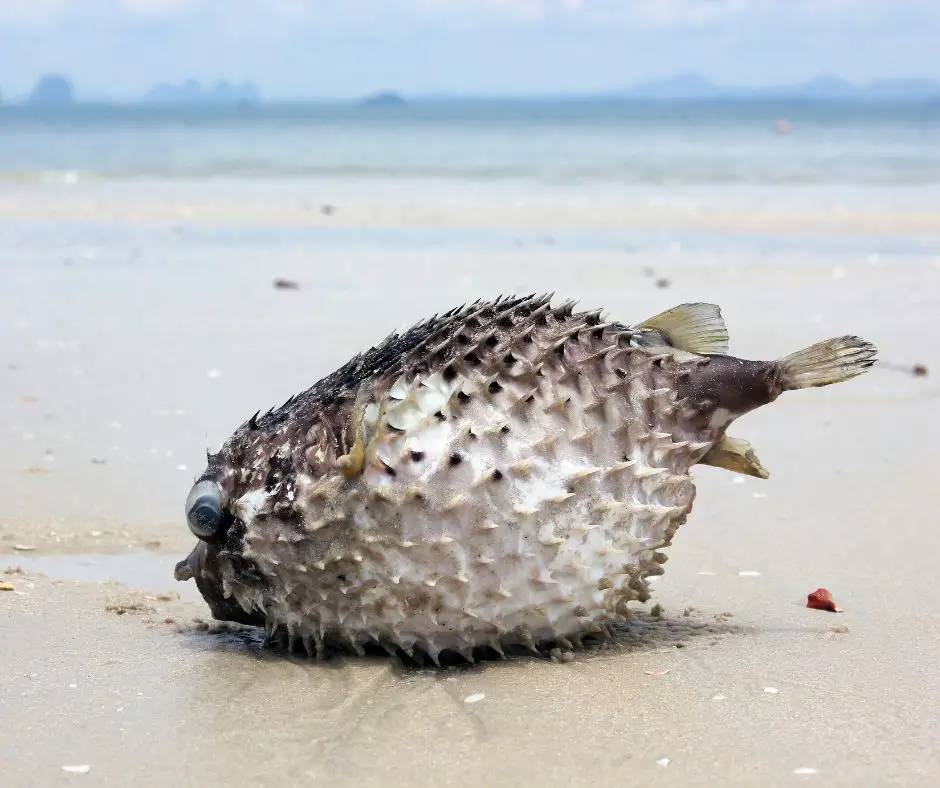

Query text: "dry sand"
[2, 182, 939, 786]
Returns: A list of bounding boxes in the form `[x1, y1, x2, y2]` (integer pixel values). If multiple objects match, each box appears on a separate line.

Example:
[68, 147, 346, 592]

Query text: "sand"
[2, 179, 939, 786]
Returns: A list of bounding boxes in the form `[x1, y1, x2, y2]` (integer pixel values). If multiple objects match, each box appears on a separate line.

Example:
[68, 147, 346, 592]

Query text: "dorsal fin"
[637, 303, 729, 356]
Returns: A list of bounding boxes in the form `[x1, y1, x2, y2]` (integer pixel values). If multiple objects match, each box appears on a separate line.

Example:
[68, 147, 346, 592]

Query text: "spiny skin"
[174, 294, 867, 661]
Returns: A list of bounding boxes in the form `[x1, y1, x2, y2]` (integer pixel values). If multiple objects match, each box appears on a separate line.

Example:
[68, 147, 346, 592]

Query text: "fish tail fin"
[776, 336, 877, 391]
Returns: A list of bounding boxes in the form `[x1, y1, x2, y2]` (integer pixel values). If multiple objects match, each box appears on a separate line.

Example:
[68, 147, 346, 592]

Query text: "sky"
[1, 0, 939, 99]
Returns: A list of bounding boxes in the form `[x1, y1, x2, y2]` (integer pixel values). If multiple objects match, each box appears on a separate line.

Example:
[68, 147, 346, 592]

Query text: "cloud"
[1, 0, 937, 32]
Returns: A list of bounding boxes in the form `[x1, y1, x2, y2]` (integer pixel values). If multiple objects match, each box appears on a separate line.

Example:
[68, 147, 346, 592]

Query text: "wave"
[3, 159, 940, 186]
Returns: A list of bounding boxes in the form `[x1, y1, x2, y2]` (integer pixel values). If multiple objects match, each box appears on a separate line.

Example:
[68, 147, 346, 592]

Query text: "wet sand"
[2, 184, 940, 786]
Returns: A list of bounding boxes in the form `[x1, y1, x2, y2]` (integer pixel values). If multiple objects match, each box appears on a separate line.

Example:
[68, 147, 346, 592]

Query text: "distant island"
[2, 72, 939, 107]
[142, 79, 261, 106]
[597, 73, 940, 103]
[357, 91, 408, 108]
[26, 74, 75, 106]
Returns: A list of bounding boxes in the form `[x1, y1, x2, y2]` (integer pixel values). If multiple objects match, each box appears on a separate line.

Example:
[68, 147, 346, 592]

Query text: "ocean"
[1, 100, 939, 186]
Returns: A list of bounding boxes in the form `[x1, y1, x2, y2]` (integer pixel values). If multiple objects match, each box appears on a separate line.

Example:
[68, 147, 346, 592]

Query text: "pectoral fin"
[699, 435, 770, 479]
[337, 386, 370, 477]
[637, 303, 730, 356]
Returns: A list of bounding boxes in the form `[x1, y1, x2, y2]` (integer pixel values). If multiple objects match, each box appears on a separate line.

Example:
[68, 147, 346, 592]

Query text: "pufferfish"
[174, 295, 876, 662]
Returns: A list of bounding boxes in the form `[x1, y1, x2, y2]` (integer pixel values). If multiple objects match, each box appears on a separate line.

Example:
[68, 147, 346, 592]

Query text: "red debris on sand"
[912, 364, 928, 377]
[807, 588, 843, 613]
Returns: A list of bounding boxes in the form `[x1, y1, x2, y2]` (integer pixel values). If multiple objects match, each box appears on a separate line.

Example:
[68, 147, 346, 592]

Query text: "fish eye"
[185, 480, 224, 540]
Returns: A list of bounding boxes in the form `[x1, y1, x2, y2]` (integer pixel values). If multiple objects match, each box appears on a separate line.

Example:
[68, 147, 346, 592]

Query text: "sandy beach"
[2, 177, 940, 787]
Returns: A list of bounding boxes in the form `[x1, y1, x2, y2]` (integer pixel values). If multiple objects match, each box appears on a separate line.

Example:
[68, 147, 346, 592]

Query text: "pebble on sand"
[463, 693, 485, 704]
[807, 587, 843, 613]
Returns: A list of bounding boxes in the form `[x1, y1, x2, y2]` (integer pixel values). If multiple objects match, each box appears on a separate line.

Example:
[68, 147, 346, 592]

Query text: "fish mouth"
[174, 541, 266, 627]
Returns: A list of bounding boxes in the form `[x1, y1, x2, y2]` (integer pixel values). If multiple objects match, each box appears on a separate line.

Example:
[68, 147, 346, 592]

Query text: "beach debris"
[105, 601, 155, 617]
[738, 570, 762, 577]
[644, 669, 671, 676]
[273, 278, 300, 291]
[654, 277, 671, 289]
[0, 581, 14, 591]
[656, 758, 670, 768]
[806, 587, 843, 613]
[877, 360, 929, 378]
[828, 625, 849, 634]
[22, 467, 52, 476]
[321, 204, 336, 216]
[763, 687, 779, 694]
[463, 693, 485, 704]
[751, 492, 766, 499]
[13, 544, 36, 552]
[90, 458, 107, 465]
[61, 765, 91, 775]
[711, 694, 727, 701]
[793, 767, 818, 776]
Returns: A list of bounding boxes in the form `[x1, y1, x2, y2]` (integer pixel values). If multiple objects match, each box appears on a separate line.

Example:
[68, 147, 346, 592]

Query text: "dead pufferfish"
[174, 295, 876, 662]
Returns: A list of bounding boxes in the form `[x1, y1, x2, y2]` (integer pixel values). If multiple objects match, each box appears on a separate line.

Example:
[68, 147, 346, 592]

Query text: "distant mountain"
[27, 74, 75, 106]
[357, 91, 407, 108]
[143, 79, 260, 106]
[612, 73, 940, 103]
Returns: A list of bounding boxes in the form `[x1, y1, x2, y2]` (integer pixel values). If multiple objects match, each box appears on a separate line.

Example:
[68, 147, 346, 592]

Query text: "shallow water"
[8, 552, 202, 602]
